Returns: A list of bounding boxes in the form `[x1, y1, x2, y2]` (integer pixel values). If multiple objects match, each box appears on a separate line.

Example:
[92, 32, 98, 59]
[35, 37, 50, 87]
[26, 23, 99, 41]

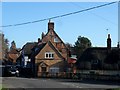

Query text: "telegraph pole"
[0, 30, 3, 60]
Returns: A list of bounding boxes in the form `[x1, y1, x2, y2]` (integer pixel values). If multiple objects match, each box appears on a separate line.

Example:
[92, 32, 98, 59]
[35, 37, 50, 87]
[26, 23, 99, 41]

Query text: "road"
[2, 77, 120, 89]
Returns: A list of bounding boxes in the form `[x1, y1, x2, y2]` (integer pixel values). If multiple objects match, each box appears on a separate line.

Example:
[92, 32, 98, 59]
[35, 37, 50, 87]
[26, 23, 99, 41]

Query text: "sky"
[2, 2, 118, 48]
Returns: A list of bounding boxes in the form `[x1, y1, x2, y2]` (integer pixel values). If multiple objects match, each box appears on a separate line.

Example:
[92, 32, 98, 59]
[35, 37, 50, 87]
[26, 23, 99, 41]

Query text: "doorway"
[41, 67, 46, 72]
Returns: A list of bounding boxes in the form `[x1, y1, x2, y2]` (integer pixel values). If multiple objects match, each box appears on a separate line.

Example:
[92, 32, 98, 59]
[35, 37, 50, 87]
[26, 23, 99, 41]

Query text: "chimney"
[11, 41, 16, 49]
[38, 38, 42, 44]
[41, 32, 45, 39]
[48, 20, 54, 31]
[117, 42, 120, 48]
[107, 34, 111, 50]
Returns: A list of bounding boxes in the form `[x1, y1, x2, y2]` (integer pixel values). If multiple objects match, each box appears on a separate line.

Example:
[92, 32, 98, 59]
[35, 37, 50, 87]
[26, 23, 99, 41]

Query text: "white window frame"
[54, 37, 59, 42]
[45, 52, 54, 59]
[49, 67, 59, 73]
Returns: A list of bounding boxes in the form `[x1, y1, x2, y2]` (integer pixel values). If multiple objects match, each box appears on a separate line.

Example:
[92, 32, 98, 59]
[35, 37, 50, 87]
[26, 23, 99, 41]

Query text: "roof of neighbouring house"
[22, 42, 37, 55]
[32, 42, 46, 56]
[77, 47, 108, 62]
[8, 49, 19, 54]
[77, 47, 120, 65]
[68, 58, 77, 64]
[69, 47, 76, 55]
[105, 48, 120, 64]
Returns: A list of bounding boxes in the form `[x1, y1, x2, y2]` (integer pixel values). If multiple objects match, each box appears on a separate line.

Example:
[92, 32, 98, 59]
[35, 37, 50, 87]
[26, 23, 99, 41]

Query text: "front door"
[41, 67, 46, 72]
[41, 67, 47, 77]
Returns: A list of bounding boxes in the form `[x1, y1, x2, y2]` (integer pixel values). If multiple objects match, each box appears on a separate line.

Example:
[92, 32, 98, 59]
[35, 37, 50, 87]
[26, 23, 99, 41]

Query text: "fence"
[38, 70, 120, 81]
[76, 70, 120, 81]
[38, 72, 74, 78]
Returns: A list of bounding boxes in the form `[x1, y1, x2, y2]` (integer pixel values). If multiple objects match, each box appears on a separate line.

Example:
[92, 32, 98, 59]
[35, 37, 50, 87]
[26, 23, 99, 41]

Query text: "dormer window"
[45, 52, 54, 59]
[54, 37, 59, 42]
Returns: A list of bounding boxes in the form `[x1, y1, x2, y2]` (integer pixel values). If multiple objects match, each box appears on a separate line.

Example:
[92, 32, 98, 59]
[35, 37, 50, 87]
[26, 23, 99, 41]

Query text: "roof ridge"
[52, 30, 68, 49]
[34, 43, 46, 56]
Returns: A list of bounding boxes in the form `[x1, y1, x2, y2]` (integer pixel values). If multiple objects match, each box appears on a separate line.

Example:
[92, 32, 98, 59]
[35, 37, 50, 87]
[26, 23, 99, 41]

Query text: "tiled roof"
[9, 49, 19, 54]
[78, 47, 108, 62]
[32, 43, 46, 56]
[32, 41, 64, 60]
[77, 47, 120, 64]
[22, 42, 37, 55]
[105, 48, 120, 64]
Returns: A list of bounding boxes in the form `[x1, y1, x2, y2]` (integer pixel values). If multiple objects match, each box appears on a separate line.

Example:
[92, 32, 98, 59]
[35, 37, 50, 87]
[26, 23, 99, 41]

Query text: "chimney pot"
[48, 20, 54, 31]
[107, 34, 111, 50]
[117, 42, 120, 48]
[38, 38, 41, 43]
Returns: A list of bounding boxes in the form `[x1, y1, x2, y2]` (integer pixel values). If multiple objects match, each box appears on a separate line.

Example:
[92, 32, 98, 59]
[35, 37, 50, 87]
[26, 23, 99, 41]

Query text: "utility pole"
[0, 30, 3, 60]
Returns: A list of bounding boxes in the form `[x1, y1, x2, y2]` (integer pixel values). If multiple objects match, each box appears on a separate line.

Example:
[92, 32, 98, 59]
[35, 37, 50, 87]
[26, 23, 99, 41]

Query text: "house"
[21, 20, 69, 77]
[18, 42, 37, 67]
[32, 21, 69, 77]
[76, 34, 120, 70]
[0, 32, 8, 61]
[41, 20, 68, 60]
[31, 41, 67, 77]
[7, 41, 20, 64]
[67, 55, 77, 73]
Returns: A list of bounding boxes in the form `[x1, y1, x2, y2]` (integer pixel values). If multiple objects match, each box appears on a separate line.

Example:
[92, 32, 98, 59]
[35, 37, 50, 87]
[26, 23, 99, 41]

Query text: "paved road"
[2, 77, 120, 89]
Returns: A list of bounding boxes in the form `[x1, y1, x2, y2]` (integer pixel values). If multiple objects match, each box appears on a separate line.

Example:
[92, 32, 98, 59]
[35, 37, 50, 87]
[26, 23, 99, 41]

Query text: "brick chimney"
[107, 34, 111, 50]
[41, 32, 45, 39]
[11, 41, 16, 49]
[38, 38, 42, 45]
[117, 42, 120, 48]
[48, 20, 54, 32]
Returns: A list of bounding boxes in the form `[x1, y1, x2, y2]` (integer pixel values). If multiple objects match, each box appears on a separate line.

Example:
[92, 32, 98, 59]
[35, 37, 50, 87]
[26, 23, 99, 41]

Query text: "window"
[45, 53, 48, 58]
[49, 67, 59, 73]
[45, 52, 54, 59]
[54, 37, 59, 42]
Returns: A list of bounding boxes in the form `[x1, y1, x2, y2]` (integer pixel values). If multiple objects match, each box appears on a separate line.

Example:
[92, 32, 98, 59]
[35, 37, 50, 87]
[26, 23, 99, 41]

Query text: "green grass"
[0, 84, 8, 90]
[113, 89, 120, 90]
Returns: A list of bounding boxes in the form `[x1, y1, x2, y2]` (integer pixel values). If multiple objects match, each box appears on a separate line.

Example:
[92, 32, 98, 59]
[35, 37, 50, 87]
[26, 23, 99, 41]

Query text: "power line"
[68, 2, 118, 26]
[1, 1, 118, 28]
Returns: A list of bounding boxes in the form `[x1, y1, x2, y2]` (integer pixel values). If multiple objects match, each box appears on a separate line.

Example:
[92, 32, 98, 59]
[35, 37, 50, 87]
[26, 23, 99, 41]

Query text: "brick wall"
[35, 42, 63, 64]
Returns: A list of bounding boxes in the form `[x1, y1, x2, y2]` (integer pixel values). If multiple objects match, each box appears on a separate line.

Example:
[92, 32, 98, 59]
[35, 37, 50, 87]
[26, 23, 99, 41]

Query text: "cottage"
[76, 34, 120, 70]
[7, 41, 20, 64]
[32, 21, 69, 77]
[19, 42, 37, 67]
[21, 21, 69, 77]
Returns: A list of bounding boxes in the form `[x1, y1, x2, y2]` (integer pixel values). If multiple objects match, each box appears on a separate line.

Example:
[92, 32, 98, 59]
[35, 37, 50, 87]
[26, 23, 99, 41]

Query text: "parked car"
[4, 65, 19, 77]
[8, 66, 19, 77]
